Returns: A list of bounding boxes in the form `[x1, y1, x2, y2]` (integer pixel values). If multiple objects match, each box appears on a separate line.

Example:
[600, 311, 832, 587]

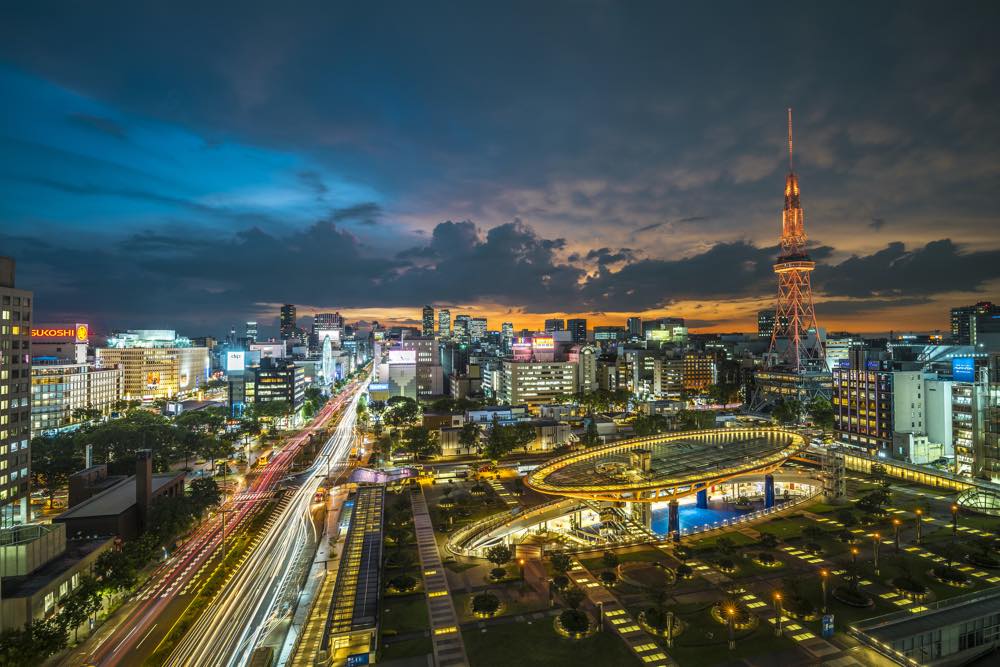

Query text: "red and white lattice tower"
[767, 109, 824, 371]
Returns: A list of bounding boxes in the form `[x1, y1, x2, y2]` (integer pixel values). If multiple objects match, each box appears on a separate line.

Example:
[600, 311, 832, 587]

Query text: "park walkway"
[568, 558, 677, 667]
[412, 486, 470, 667]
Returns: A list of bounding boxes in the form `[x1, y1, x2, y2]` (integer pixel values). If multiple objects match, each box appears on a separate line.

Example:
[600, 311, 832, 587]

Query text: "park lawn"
[382, 593, 430, 633]
[803, 501, 840, 514]
[463, 617, 640, 667]
[757, 515, 816, 540]
[380, 635, 433, 662]
[579, 545, 668, 571]
[690, 532, 757, 551]
[668, 602, 803, 666]
[453, 588, 549, 623]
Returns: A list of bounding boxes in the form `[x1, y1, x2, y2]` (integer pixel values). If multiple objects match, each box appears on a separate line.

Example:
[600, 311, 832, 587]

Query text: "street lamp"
[773, 593, 783, 637]
[893, 518, 901, 553]
[726, 606, 736, 650]
[820, 569, 829, 614]
[851, 546, 859, 565]
[915, 508, 923, 544]
[873, 532, 881, 576]
[951, 504, 959, 537]
[666, 610, 675, 648]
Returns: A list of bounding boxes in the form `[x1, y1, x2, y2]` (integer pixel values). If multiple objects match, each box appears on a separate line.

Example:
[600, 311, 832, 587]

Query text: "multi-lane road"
[64, 376, 368, 667]
[166, 375, 368, 665]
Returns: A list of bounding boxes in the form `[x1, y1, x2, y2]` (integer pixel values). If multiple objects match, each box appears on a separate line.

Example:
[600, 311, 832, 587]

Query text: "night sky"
[2, 1, 999, 337]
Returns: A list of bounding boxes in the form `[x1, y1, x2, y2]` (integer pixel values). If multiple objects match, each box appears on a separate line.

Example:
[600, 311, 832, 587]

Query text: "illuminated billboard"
[388, 349, 416, 364]
[952, 357, 976, 383]
[532, 335, 554, 351]
[316, 329, 341, 343]
[32, 323, 89, 342]
[226, 351, 246, 372]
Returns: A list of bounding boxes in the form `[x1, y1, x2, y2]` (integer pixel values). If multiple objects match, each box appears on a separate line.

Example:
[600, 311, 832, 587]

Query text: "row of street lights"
[728, 503, 958, 651]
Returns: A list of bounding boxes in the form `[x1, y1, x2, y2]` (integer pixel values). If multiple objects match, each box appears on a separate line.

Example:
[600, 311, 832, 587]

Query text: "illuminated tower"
[767, 109, 824, 371]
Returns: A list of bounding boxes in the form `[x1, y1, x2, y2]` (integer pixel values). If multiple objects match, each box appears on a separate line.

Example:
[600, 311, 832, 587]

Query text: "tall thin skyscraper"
[0, 257, 32, 526]
[245, 321, 258, 344]
[567, 318, 587, 343]
[422, 305, 435, 337]
[626, 317, 642, 340]
[438, 309, 451, 336]
[279, 304, 297, 340]
[766, 109, 823, 370]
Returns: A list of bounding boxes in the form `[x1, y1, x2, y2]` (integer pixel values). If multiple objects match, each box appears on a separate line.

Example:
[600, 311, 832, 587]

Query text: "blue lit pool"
[650, 500, 783, 535]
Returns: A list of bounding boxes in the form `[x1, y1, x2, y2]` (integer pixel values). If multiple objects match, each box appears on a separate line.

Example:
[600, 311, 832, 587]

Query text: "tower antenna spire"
[787, 107, 794, 171]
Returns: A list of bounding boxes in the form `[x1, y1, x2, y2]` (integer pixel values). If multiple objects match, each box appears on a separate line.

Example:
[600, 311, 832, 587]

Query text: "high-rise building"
[501, 322, 514, 352]
[438, 309, 451, 336]
[757, 310, 776, 338]
[422, 305, 435, 337]
[950, 302, 998, 346]
[0, 257, 32, 526]
[469, 317, 488, 342]
[766, 110, 824, 371]
[245, 321, 258, 344]
[498, 359, 578, 408]
[832, 348, 894, 456]
[682, 353, 717, 391]
[543, 318, 565, 332]
[245, 357, 305, 410]
[454, 314, 471, 341]
[279, 304, 297, 340]
[626, 317, 643, 340]
[566, 318, 587, 343]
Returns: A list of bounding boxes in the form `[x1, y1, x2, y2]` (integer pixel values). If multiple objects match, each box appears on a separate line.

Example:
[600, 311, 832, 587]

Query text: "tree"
[459, 422, 483, 455]
[484, 422, 517, 459]
[602, 551, 620, 570]
[71, 407, 103, 424]
[384, 397, 420, 428]
[758, 532, 779, 550]
[30, 432, 84, 507]
[485, 544, 513, 569]
[716, 536, 735, 555]
[189, 477, 222, 512]
[677, 409, 715, 430]
[773, 398, 803, 425]
[632, 414, 670, 437]
[808, 396, 835, 432]
[551, 552, 572, 575]
[94, 548, 138, 594]
[401, 426, 439, 459]
[513, 423, 536, 453]
[57, 576, 102, 642]
[562, 586, 586, 611]
[581, 417, 601, 447]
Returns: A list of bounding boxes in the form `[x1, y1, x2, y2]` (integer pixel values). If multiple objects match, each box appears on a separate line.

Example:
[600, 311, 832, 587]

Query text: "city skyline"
[2, 2, 999, 335]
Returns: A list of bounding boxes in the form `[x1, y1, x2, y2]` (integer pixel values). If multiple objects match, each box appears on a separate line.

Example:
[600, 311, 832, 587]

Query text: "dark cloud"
[869, 217, 886, 230]
[815, 239, 1000, 298]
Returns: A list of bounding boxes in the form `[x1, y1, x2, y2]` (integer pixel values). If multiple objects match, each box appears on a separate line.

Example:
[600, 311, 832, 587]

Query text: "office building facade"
[543, 318, 565, 332]
[31, 364, 124, 434]
[438, 309, 451, 336]
[566, 318, 587, 343]
[279, 304, 297, 340]
[421, 306, 434, 337]
[498, 360, 578, 408]
[0, 258, 31, 527]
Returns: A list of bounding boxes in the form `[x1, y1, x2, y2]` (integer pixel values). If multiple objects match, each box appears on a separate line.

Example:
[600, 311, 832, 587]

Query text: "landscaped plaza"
[374, 432, 1000, 667]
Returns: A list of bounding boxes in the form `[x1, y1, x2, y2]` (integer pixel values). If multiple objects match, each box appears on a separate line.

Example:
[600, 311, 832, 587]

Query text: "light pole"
[598, 601, 604, 632]
[851, 546, 859, 566]
[915, 509, 923, 544]
[773, 593, 783, 637]
[951, 504, 959, 537]
[873, 532, 881, 576]
[820, 569, 829, 614]
[893, 518, 901, 553]
[726, 606, 736, 650]
[666, 611, 675, 648]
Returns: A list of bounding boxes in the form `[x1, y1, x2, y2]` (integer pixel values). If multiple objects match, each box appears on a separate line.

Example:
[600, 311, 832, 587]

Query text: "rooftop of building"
[856, 588, 1000, 643]
[56, 472, 185, 520]
[1, 536, 113, 600]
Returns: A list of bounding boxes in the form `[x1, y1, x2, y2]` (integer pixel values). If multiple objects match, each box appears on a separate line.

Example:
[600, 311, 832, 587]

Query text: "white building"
[31, 364, 124, 434]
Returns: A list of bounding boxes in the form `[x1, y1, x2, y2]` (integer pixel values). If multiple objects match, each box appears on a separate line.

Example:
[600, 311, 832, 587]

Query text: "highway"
[63, 381, 363, 667]
[165, 373, 369, 666]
